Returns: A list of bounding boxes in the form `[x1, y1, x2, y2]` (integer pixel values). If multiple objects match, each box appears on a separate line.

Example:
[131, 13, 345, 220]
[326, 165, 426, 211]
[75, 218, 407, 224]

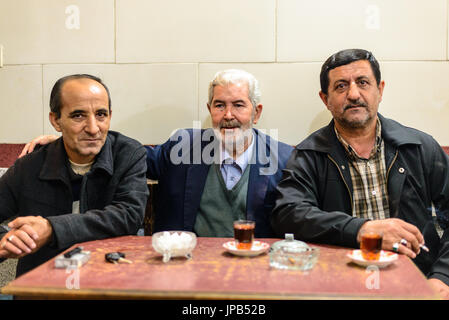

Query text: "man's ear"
[377, 80, 385, 103]
[319, 91, 328, 106]
[253, 104, 263, 125]
[49, 112, 62, 132]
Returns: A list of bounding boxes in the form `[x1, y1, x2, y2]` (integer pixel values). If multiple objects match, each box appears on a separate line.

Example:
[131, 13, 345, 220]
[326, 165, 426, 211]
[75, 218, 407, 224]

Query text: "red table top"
[1, 235, 439, 299]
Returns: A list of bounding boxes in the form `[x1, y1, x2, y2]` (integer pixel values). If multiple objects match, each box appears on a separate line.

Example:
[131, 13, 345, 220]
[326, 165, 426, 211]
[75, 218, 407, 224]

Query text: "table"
[1, 236, 439, 299]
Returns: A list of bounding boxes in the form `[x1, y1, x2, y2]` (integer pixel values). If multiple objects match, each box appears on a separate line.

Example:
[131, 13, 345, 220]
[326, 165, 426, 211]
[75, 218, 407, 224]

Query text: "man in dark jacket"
[146, 69, 293, 237]
[0, 74, 148, 277]
[147, 127, 292, 238]
[272, 49, 449, 298]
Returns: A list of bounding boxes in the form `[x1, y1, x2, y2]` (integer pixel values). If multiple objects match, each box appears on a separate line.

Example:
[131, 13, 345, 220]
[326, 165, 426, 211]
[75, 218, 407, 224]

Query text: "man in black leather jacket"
[272, 49, 449, 298]
[0, 74, 148, 277]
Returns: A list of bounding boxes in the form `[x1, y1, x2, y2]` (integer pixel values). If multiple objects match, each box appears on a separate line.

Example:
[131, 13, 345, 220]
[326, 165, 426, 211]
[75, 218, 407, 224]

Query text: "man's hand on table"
[357, 218, 425, 259]
[428, 278, 449, 300]
[0, 216, 53, 259]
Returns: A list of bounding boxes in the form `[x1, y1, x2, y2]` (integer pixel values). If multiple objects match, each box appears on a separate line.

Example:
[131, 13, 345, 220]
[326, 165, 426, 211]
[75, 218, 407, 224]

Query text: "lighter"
[55, 246, 91, 269]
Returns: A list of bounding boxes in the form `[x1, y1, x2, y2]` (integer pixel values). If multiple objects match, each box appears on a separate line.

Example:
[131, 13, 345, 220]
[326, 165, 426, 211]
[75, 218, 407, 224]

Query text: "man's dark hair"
[49, 74, 112, 118]
[320, 49, 381, 95]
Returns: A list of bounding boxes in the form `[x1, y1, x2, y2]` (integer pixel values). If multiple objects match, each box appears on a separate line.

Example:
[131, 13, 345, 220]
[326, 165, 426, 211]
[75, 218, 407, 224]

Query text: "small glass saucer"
[223, 241, 270, 257]
[347, 249, 398, 268]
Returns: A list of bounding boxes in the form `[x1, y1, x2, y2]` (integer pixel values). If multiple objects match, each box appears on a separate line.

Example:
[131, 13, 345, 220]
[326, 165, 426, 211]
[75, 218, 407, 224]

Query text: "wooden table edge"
[1, 284, 441, 300]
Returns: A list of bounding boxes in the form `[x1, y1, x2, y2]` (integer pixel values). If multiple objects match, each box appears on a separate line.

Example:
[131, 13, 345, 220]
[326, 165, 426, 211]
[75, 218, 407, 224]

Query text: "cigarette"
[420, 244, 429, 252]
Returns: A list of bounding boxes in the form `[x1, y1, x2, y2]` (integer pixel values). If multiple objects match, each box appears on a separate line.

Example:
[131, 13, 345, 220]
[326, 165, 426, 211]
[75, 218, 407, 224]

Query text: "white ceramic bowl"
[152, 231, 197, 262]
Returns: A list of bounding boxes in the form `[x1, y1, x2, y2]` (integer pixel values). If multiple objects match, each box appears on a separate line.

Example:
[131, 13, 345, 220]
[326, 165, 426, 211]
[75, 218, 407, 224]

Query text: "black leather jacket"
[272, 114, 449, 284]
[0, 131, 149, 276]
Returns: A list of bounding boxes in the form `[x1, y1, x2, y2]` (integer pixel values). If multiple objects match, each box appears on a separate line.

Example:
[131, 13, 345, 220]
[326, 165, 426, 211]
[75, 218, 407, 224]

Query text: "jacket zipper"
[327, 150, 399, 217]
[385, 150, 399, 197]
[327, 154, 353, 213]
[79, 174, 89, 213]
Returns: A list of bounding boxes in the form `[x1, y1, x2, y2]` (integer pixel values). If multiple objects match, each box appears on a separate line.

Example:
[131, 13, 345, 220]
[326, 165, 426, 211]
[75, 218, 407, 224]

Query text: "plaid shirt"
[335, 120, 390, 220]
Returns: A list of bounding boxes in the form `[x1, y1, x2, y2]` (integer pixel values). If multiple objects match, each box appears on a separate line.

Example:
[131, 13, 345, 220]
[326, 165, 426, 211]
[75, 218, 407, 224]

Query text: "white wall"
[0, 0, 448, 145]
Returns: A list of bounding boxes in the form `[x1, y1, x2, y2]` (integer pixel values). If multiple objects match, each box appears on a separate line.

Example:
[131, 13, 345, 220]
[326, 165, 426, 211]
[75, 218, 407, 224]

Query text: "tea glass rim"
[360, 229, 383, 237]
[233, 220, 255, 226]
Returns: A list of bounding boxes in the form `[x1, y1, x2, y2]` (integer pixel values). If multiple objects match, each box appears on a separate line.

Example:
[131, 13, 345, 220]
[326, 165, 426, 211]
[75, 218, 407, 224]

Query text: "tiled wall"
[1, 0, 448, 145]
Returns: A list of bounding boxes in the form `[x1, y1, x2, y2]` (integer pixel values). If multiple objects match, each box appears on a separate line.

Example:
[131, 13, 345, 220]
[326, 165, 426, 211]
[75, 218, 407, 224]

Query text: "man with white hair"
[147, 69, 293, 237]
[20, 69, 293, 238]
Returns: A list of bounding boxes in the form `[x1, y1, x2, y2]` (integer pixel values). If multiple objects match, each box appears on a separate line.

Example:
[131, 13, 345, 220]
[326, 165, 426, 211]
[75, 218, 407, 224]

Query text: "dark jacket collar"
[39, 133, 114, 181]
[297, 113, 423, 154]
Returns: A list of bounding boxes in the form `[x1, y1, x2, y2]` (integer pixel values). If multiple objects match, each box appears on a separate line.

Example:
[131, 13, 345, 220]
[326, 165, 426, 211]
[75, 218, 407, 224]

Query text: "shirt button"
[372, 190, 377, 196]
[398, 168, 405, 174]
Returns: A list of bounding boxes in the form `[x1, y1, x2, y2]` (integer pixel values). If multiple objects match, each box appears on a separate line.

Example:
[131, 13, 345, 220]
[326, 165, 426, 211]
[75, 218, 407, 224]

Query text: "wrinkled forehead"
[211, 82, 250, 101]
[328, 60, 376, 83]
[60, 78, 109, 107]
[61, 78, 106, 94]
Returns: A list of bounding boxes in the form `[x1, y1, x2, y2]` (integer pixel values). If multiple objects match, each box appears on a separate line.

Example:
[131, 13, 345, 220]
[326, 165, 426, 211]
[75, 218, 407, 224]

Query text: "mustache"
[79, 134, 102, 140]
[220, 120, 241, 129]
[344, 101, 368, 111]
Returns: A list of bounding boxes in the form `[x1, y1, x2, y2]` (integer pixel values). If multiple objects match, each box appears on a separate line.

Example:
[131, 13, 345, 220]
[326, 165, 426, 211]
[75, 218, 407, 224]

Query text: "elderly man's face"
[50, 78, 111, 164]
[207, 83, 262, 154]
[320, 60, 385, 129]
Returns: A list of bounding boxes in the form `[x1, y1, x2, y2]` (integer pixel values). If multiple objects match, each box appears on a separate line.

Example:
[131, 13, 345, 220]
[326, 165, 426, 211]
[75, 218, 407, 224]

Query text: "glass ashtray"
[152, 231, 197, 263]
[269, 234, 320, 271]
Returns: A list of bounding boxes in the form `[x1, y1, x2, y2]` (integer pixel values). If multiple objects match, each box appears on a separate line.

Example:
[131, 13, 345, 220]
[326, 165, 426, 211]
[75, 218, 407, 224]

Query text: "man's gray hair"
[208, 69, 261, 107]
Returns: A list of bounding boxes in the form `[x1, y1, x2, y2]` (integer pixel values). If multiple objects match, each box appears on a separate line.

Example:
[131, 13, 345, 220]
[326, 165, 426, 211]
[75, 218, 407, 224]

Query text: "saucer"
[223, 241, 270, 257]
[347, 249, 398, 268]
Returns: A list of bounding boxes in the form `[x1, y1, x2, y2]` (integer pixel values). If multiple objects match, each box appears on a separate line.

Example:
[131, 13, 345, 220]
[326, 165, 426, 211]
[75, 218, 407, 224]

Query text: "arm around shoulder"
[145, 129, 193, 180]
